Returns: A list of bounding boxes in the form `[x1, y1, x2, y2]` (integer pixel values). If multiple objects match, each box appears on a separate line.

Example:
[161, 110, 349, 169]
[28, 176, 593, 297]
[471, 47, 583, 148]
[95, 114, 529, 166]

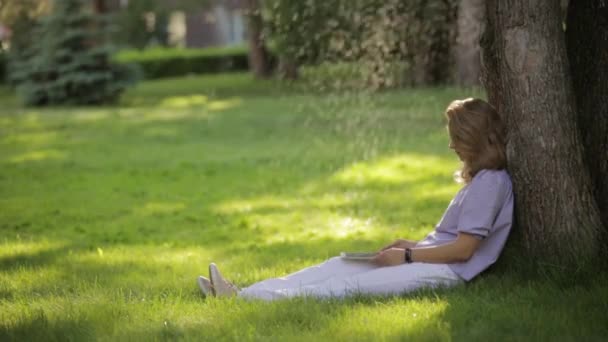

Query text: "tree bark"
[92, 0, 107, 14]
[245, 0, 272, 79]
[278, 55, 298, 80]
[566, 0, 608, 235]
[426, 0, 458, 85]
[480, 0, 603, 271]
[454, 0, 484, 86]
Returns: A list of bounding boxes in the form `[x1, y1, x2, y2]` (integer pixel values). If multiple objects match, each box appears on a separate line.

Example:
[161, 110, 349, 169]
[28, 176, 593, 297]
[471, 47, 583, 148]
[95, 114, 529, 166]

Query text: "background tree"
[480, 0, 604, 275]
[566, 0, 608, 239]
[0, 0, 50, 84]
[263, 0, 457, 88]
[245, 0, 271, 79]
[10, 0, 137, 106]
[454, 0, 484, 86]
[112, 0, 165, 49]
[263, 0, 322, 80]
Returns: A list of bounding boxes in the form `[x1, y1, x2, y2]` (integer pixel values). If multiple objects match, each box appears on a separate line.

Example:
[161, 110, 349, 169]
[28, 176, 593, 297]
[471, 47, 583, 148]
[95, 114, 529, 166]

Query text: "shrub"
[113, 46, 277, 79]
[262, 0, 457, 89]
[0, 52, 5, 83]
[11, 0, 138, 106]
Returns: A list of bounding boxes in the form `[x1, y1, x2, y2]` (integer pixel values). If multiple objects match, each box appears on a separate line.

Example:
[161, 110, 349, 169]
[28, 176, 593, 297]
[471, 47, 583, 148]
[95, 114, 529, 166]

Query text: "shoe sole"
[197, 276, 213, 297]
[208, 263, 217, 296]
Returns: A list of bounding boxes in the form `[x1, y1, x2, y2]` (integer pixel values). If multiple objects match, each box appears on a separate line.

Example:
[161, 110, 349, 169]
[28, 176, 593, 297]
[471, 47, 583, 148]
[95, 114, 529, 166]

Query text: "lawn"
[1, 73, 607, 341]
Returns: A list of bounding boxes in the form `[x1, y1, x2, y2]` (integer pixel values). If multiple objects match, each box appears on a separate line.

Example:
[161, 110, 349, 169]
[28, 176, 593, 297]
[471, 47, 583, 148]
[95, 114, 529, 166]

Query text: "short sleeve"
[457, 171, 507, 240]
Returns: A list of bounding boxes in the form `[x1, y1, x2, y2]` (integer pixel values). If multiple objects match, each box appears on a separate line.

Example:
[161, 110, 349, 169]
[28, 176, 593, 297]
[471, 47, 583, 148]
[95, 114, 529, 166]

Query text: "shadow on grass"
[0, 309, 96, 342]
[0, 245, 71, 272]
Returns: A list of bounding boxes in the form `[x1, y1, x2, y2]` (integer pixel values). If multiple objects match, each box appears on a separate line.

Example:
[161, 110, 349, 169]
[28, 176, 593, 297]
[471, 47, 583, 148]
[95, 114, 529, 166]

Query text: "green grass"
[0, 73, 606, 341]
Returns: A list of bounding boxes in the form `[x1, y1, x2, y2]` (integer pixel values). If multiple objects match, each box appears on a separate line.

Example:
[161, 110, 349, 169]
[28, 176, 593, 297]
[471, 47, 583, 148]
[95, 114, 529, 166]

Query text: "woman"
[197, 98, 513, 300]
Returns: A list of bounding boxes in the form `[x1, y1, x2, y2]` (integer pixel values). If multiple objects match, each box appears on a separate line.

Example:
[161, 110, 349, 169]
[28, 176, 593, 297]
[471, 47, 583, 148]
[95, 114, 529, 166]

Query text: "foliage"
[0, 0, 49, 26]
[111, 0, 169, 49]
[263, 0, 458, 89]
[9, 0, 138, 106]
[1, 74, 607, 340]
[0, 51, 5, 83]
[110, 0, 208, 49]
[114, 45, 277, 79]
[1, 1, 50, 86]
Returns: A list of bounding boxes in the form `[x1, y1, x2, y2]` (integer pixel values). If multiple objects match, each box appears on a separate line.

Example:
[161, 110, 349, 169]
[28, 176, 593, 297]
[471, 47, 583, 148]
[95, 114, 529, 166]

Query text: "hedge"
[0, 52, 5, 83]
[114, 45, 276, 79]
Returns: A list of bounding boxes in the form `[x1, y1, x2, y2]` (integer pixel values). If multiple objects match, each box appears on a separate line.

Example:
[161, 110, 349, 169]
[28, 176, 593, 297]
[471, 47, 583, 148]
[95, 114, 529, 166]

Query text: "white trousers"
[238, 256, 464, 301]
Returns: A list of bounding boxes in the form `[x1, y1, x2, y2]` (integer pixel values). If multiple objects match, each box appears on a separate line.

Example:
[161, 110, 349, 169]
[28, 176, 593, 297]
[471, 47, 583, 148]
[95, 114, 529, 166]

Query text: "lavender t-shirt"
[415, 169, 514, 281]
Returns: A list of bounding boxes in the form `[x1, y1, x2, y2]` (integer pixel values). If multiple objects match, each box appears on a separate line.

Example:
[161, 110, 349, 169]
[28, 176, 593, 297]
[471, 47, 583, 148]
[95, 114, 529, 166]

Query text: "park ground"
[0, 74, 607, 341]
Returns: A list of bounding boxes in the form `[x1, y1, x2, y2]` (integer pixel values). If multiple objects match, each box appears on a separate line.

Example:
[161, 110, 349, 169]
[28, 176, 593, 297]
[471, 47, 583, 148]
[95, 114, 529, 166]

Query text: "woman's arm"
[379, 238, 419, 251]
[410, 233, 481, 263]
[372, 233, 481, 266]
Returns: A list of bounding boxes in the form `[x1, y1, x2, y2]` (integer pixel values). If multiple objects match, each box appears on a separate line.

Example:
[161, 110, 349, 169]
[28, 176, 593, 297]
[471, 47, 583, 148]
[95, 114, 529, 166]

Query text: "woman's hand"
[379, 239, 416, 252]
[372, 248, 405, 267]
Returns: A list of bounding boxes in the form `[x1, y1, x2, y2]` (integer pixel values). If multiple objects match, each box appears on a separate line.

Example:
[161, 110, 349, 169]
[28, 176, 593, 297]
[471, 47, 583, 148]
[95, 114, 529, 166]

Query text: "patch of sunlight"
[135, 201, 186, 215]
[7, 149, 67, 163]
[160, 94, 208, 108]
[0, 240, 66, 258]
[150, 248, 211, 264]
[72, 110, 110, 122]
[122, 108, 211, 123]
[331, 153, 455, 186]
[71, 245, 215, 269]
[212, 193, 356, 215]
[261, 214, 380, 244]
[207, 98, 241, 111]
[0, 266, 64, 294]
[316, 215, 376, 239]
[1, 131, 57, 146]
[414, 182, 461, 201]
[324, 298, 450, 339]
[142, 109, 201, 122]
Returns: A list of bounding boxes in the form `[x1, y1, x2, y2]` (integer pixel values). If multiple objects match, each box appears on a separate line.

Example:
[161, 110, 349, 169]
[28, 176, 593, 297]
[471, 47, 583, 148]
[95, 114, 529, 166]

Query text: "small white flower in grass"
[97, 247, 103, 257]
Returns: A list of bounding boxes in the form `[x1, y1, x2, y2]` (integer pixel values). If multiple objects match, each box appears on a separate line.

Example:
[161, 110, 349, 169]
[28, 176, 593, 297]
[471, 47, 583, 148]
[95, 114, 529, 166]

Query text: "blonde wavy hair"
[445, 98, 507, 184]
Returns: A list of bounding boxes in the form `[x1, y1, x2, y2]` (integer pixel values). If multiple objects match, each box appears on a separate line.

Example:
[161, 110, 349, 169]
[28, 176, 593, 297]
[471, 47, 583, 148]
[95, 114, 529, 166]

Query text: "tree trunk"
[92, 0, 106, 14]
[454, 0, 484, 86]
[245, 0, 271, 79]
[480, 0, 603, 272]
[278, 56, 298, 80]
[425, 0, 458, 85]
[566, 0, 608, 236]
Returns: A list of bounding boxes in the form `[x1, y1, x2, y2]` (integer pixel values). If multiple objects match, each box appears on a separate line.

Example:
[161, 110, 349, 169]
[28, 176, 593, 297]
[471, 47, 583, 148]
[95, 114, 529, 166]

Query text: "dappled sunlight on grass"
[135, 202, 187, 216]
[160, 94, 209, 108]
[139, 93, 242, 112]
[331, 153, 454, 186]
[213, 193, 356, 215]
[7, 149, 67, 164]
[0, 239, 66, 259]
[322, 297, 451, 339]
[1, 131, 58, 147]
[122, 108, 210, 123]
[1, 76, 605, 340]
[207, 98, 242, 111]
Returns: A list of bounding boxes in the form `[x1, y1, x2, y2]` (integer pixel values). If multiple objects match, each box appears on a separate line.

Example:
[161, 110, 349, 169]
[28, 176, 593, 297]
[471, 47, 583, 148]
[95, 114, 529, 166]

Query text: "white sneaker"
[208, 263, 239, 297]
[197, 276, 214, 297]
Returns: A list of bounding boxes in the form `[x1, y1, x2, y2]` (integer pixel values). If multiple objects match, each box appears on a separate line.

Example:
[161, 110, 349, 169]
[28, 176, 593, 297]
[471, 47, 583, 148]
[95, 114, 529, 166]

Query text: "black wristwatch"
[404, 248, 413, 264]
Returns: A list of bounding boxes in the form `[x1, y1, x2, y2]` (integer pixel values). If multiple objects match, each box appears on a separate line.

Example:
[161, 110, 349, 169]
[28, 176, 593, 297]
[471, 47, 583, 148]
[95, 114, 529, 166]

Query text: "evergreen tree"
[10, 0, 138, 106]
